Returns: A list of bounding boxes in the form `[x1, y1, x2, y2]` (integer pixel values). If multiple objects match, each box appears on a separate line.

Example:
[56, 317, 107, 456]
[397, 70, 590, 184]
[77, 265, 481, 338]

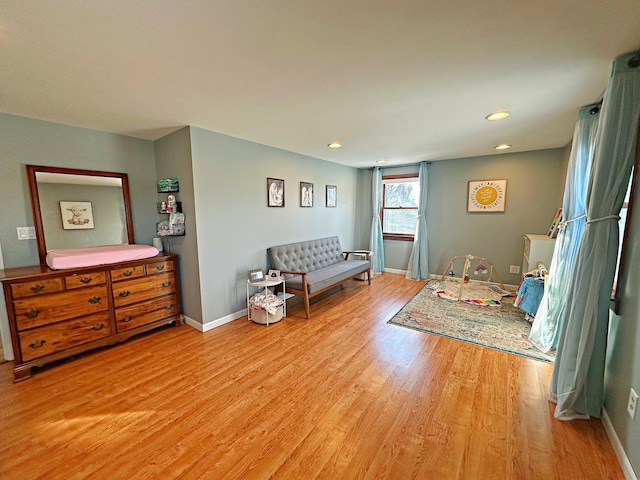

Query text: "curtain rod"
[367, 161, 432, 170]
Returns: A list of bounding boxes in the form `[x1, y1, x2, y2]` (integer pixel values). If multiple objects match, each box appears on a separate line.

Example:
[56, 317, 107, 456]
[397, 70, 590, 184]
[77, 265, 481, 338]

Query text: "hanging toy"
[474, 264, 488, 276]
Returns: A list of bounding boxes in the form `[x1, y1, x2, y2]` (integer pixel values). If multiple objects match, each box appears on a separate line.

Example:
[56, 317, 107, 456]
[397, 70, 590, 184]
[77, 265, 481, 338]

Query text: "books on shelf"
[547, 208, 563, 238]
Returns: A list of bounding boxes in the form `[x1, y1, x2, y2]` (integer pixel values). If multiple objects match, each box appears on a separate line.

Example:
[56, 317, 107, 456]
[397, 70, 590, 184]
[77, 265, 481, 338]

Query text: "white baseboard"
[601, 407, 637, 479]
[384, 268, 407, 275]
[183, 309, 246, 332]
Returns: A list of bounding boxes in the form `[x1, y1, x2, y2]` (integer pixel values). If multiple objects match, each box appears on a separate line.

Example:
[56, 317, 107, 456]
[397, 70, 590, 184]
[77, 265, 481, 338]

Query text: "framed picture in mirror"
[60, 201, 95, 229]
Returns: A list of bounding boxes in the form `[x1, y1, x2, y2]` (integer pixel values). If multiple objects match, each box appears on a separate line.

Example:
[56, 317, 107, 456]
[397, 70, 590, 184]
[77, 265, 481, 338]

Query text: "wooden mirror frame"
[26, 165, 135, 266]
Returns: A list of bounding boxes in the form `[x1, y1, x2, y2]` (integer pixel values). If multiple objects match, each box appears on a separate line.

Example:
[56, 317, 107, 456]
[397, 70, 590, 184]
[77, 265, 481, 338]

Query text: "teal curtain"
[406, 161, 429, 280]
[369, 167, 385, 273]
[551, 49, 640, 420]
[529, 105, 600, 352]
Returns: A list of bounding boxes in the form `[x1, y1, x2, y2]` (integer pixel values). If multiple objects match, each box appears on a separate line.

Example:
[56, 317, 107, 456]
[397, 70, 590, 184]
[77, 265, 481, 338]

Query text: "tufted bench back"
[268, 236, 345, 274]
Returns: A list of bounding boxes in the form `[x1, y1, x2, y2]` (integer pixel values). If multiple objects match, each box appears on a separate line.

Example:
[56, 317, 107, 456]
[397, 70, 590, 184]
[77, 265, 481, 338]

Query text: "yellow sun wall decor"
[467, 179, 507, 212]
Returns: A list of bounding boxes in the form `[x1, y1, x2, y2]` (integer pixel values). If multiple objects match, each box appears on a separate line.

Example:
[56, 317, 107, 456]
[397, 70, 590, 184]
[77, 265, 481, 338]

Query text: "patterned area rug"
[388, 283, 555, 363]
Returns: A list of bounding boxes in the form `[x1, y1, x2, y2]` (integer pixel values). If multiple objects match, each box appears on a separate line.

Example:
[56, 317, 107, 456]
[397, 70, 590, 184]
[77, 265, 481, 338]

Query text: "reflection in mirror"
[27, 165, 135, 265]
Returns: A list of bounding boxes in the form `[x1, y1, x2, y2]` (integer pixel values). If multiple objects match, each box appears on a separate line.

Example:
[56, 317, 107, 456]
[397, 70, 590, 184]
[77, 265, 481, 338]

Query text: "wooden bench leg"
[302, 276, 311, 319]
[304, 292, 311, 319]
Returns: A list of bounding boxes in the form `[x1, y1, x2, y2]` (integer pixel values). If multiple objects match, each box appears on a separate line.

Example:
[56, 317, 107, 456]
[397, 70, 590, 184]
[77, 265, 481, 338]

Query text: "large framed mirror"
[27, 165, 135, 265]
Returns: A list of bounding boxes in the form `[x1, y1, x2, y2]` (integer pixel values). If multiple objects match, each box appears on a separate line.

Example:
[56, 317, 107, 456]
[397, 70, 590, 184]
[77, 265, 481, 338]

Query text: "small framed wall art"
[60, 201, 95, 229]
[467, 179, 507, 212]
[248, 269, 265, 283]
[300, 181, 313, 207]
[267, 178, 285, 207]
[326, 185, 337, 208]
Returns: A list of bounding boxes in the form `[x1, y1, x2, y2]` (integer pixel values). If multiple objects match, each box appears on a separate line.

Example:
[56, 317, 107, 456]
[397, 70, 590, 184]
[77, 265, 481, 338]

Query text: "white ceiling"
[2, 1, 640, 168]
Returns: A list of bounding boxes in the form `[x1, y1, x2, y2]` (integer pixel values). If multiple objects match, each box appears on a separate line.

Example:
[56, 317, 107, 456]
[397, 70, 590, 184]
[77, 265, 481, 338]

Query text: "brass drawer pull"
[92, 323, 105, 331]
[155, 265, 165, 271]
[24, 309, 41, 319]
[118, 290, 131, 297]
[88, 296, 102, 304]
[123, 270, 133, 277]
[162, 281, 171, 288]
[164, 304, 173, 310]
[29, 339, 46, 348]
[122, 316, 132, 323]
[30, 284, 45, 293]
[80, 277, 93, 284]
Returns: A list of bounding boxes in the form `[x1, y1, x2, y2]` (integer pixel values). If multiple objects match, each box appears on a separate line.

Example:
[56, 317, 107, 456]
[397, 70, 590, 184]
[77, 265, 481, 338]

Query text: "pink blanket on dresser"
[46, 244, 160, 270]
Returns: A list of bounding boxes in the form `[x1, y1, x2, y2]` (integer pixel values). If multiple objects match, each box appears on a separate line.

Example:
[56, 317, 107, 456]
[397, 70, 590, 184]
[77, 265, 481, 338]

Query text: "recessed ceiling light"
[376, 159, 386, 164]
[327, 141, 342, 149]
[485, 111, 510, 121]
[495, 144, 512, 150]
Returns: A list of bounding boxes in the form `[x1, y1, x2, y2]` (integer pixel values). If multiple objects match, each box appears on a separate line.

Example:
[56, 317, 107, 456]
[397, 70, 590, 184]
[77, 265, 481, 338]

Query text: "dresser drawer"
[110, 265, 145, 282]
[18, 312, 112, 361]
[14, 285, 109, 331]
[112, 272, 176, 307]
[10, 278, 64, 299]
[115, 294, 179, 332]
[65, 272, 106, 289]
[145, 260, 174, 275]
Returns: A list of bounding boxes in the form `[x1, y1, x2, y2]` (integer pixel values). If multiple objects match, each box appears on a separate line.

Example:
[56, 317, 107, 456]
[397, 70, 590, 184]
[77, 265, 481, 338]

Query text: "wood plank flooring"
[0, 273, 624, 479]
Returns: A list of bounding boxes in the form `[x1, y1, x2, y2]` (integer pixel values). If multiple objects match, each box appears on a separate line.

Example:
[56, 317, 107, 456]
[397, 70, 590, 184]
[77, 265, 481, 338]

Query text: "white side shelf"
[277, 292, 295, 300]
[523, 234, 556, 275]
[246, 277, 288, 326]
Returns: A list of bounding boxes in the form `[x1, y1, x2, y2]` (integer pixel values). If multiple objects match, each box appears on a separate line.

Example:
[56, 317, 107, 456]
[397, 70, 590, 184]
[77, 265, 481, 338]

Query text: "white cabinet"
[523, 234, 556, 275]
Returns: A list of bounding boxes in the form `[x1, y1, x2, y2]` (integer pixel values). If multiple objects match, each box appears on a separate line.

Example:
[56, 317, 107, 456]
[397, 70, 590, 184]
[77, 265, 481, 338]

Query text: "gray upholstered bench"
[267, 236, 371, 319]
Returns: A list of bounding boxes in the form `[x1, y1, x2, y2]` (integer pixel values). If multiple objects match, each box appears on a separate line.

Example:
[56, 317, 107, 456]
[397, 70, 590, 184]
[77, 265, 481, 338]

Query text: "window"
[613, 163, 637, 313]
[382, 174, 420, 241]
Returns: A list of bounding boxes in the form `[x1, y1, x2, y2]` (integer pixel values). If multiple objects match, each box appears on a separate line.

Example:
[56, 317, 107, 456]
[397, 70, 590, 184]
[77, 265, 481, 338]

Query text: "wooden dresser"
[0, 253, 182, 381]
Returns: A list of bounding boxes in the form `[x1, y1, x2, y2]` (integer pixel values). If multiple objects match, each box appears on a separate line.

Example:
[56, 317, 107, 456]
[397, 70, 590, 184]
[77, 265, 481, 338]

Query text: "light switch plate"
[16, 226, 36, 240]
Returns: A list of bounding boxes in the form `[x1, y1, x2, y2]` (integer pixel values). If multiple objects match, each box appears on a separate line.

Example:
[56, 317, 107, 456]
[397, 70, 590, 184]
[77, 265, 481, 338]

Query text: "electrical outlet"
[628, 388, 638, 419]
[509, 265, 520, 274]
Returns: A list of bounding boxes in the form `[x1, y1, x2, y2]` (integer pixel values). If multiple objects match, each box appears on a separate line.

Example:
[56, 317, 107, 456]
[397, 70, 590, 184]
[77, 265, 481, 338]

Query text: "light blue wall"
[153, 127, 202, 323]
[357, 149, 567, 285]
[0, 113, 157, 268]
[188, 127, 362, 324]
[604, 165, 640, 474]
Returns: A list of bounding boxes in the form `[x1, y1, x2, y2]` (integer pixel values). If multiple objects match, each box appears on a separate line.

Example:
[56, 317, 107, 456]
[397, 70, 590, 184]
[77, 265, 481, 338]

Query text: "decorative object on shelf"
[248, 269, 265, 283]
[59, 201, 94, 229]
[152, 237, 163, 252]
[267, 177, 284, 207]
[300, 181, 313, 207]
[249, 290, 285, 324]
[467, 179, 507, 212]
[166, 194, 177, 213]
[157, 201, 182, 214]
[268, 269, 280, 280]
[157, 178, 179, 192]
[547, 208, 563, 238]
[156, 212, 185, 237]
[326, 185, 337, 207]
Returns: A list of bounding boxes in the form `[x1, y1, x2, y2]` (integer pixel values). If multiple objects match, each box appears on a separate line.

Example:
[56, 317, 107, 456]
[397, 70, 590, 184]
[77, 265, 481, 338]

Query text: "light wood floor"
[0, 273, 623, 479]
